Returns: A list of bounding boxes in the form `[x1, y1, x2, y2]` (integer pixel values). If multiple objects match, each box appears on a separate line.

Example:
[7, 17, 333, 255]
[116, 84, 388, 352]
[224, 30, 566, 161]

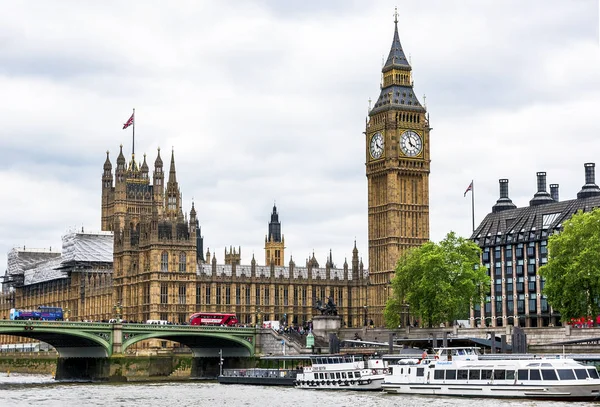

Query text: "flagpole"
[471, 180, 475, 232]
[132, 108, 135, 156]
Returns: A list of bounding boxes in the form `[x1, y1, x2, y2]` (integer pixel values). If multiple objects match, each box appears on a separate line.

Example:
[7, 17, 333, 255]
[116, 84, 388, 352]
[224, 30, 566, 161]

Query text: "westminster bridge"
[0, 320, 258, 380]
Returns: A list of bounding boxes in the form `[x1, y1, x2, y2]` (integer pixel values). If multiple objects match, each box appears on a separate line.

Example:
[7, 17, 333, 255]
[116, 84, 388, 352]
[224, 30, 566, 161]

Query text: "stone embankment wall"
[0, 354, 194, 379]
[0, 353, 56, 374]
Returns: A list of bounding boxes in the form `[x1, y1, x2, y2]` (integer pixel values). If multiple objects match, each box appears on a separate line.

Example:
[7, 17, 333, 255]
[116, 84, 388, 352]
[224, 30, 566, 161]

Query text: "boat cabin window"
[355, 372, 361, 378]
[458, 370, 468, 380]
[529, 369, 541, 380]
[588, 368, 600, 379]
[469, 370, 480, 380]
[434, 370, 444, 380]
[541, 370, 558, 380]
[557, 369, 575, 380]
[336, 373, 341, 379]
[446, 370, 457, 380]
[417, 367, 424, 377]
[518, 370, 528, 380]
[341, 372, 346, 379]
[574, 369, 588, 379]
[482, 369, 492, 380]
[506, 370, 515, 380]
[493, 370, 506, 380]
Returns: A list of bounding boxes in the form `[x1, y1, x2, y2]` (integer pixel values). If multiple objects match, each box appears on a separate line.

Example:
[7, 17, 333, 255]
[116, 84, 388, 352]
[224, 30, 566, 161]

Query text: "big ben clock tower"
[366, 10, 430, 324]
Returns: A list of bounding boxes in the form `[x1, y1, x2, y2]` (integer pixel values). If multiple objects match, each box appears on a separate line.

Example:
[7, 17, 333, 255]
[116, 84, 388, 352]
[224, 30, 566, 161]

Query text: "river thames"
[0, 374, 596, 407]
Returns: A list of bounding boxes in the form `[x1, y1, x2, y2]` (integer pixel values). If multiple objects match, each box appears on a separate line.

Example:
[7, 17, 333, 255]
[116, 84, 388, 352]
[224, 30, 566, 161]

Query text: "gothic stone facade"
[1, 145, 369, 344]
[365, 14, 431, 325]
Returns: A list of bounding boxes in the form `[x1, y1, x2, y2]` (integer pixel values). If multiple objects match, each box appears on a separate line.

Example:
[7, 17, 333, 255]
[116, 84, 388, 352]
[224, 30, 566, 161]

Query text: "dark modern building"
[471, 163, 600, 327]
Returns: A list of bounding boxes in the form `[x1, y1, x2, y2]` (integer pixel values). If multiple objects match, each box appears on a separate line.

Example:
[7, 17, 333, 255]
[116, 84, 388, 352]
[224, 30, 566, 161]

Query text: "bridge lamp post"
[113, 302, 123, 322]
[401, 303, 410, 329]
[255, 308, 262, 328]
[64, 308, 70, 322]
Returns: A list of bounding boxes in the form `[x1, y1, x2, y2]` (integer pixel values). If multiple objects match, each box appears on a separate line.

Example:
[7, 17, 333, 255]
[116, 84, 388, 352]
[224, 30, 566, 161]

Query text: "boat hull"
[382, 382, 600, 401]
[218, 376, 295, 386]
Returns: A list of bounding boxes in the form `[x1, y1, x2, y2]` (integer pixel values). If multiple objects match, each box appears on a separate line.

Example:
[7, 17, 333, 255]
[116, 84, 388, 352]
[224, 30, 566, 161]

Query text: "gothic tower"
[107, 144, 197, 324]
[264, 204, 284, 266]
[365, 10, 431, 323]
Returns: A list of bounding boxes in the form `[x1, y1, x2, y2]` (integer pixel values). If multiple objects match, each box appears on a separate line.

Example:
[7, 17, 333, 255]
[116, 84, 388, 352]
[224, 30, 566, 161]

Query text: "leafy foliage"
[385, 232, 488, 328]
[540, 208, 600, 322]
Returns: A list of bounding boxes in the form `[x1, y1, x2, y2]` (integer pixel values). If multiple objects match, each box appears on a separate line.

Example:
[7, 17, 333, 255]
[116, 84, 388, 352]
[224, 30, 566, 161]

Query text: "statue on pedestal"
[314, 296, 338, 316]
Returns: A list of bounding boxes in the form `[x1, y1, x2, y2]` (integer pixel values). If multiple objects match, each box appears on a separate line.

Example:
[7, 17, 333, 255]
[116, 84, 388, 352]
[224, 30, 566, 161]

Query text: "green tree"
[540, 208, 600, 322]
[384, 232, 488, 328]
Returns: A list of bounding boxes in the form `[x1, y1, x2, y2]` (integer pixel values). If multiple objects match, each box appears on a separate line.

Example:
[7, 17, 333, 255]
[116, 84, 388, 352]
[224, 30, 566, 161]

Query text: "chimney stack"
[550, 184, 559, 202]
[529, 172, 554, 206]
[492, 179, 517, 213]
[577, 163, 600, 199]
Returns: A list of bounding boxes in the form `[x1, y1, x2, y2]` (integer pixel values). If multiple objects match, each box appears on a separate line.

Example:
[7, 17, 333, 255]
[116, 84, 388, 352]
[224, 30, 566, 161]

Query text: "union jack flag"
[123, 112, 134, 129]
[464, 181, 473, 197]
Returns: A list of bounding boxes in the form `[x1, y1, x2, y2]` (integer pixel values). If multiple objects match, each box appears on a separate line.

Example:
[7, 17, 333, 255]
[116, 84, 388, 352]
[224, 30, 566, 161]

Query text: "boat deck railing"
[221, 368, 298, 378]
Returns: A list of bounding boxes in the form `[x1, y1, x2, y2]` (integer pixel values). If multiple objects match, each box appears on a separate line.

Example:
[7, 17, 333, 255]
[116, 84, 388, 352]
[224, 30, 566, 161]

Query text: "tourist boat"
[218, 368, 298, 386]
[382, 346, 600, 401]
[295, 354, 387, 390]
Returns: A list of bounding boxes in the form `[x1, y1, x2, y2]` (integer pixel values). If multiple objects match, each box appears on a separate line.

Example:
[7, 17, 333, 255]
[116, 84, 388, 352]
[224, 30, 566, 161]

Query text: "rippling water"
[0, 374, 597, 407]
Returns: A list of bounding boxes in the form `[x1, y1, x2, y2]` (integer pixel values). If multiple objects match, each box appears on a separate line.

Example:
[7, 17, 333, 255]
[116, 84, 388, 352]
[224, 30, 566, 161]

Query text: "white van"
[146, 320, 168, 325]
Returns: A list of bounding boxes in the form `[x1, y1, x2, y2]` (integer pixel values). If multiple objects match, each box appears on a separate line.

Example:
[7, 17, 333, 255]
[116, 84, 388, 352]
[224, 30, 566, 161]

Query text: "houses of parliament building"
[0, 12, 431, 332]
[0, 145, 369, 329]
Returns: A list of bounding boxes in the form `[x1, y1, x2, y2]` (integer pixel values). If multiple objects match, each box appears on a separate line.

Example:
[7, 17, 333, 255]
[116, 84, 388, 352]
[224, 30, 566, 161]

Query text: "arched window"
[179, 252, 186, 272]
[161, 251, 169, 272]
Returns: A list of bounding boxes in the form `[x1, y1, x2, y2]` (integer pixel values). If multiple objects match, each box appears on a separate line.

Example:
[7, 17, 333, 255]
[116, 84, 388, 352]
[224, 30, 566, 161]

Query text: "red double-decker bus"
[189, 312, 238, 326]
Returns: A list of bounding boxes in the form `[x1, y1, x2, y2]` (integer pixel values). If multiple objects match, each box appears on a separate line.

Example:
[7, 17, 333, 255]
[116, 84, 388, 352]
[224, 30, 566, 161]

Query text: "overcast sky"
[1, 0, 599, 272]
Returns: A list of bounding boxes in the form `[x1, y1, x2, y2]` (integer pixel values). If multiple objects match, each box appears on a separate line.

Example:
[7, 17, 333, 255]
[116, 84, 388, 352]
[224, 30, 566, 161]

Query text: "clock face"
[400, 130, 422, 157]
[370, 132, 384, 159]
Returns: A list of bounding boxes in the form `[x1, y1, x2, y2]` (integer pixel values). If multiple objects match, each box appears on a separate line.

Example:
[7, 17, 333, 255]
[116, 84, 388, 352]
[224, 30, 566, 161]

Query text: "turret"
[116, 145, 126, 185]
[264, 203, 285, 266]
[101, 151, 114, 231]
[165, 149, 181, 218]
[140, 153, 149, 181]
[153, 147, 164, 213]
[352, 240, 359, 280]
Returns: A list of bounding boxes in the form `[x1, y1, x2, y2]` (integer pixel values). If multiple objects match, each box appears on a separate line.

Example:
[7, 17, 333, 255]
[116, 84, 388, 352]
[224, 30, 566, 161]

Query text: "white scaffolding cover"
[8, 232, 113, 286]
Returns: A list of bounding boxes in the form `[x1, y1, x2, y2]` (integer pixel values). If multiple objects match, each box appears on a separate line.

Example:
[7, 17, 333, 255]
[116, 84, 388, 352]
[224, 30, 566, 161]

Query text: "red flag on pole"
[123, 112, 134, 129]
[464, 181, 473, 197]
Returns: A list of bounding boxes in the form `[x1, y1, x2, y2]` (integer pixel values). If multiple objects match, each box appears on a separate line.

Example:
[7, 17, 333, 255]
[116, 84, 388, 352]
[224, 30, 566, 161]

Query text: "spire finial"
[394, 6, 398, 24]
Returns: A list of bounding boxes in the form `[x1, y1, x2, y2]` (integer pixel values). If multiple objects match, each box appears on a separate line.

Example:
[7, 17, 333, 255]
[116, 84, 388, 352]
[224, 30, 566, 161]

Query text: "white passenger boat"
[295, 354, 387, 390]
[382, 346, 600, 401]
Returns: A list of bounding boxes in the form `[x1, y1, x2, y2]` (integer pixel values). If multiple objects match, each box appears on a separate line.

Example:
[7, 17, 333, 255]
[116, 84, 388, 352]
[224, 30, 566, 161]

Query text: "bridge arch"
[122, 331, 254, 357]
[0, 324, 112, 357]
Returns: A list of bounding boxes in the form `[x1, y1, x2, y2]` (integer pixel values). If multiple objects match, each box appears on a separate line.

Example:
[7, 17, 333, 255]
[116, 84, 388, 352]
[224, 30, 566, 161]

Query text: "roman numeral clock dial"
[370, 132, 384, 159]
[400, 130, 422, 157]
